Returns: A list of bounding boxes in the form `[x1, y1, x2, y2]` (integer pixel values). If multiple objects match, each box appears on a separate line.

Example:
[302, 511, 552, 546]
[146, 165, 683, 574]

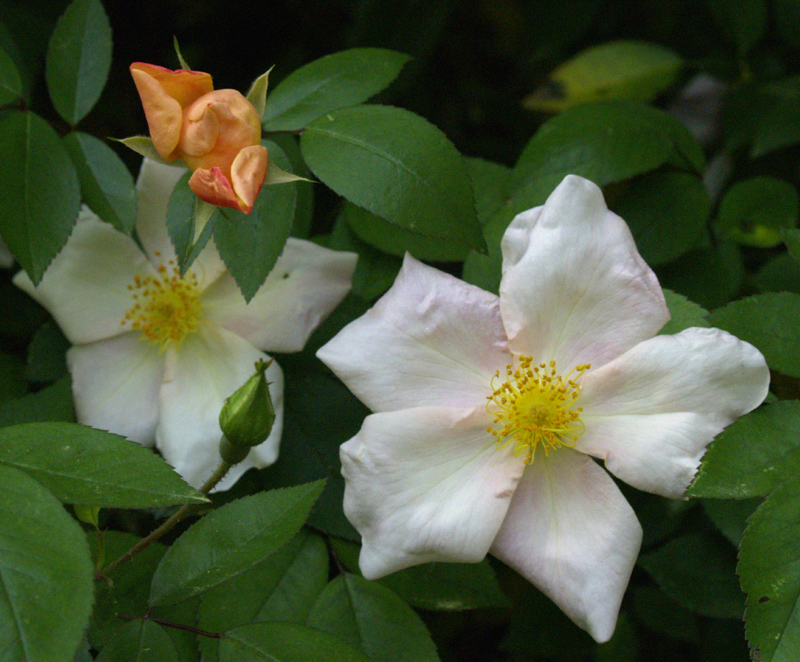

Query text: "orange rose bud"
[130, 63, 268, 214]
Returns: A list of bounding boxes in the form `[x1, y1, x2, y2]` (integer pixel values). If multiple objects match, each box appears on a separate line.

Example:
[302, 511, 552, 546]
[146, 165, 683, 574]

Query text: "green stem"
[96, 459, 232, 579]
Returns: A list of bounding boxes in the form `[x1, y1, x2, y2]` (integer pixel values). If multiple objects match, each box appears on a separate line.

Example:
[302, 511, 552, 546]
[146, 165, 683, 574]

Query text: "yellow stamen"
[121, 254, 202, 351]
[486, 356, 590, 464]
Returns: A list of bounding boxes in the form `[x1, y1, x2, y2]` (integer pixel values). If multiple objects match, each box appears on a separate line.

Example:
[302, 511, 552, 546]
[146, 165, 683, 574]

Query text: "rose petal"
[340, 406, 524, 578]
[205, 237, 356, 353]
[230, 144, 269, 213]
[67, 333, 164, 446]
[490, 448, 642, 643]
[13, 208, 154, 344]
[180, 98, 220, 158]
[499, 175, 668, 369]
[577, 327, 770, 497]
[188, 166, 240, 211]
[317, 254, 511, 412]
[130, 66, 185, 160]
[155, 325, 283, 489]
[130, 63, 213, 108]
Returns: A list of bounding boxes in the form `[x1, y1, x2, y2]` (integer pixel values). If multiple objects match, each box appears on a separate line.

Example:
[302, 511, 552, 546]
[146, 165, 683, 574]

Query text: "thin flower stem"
[96, 459, 232, 579]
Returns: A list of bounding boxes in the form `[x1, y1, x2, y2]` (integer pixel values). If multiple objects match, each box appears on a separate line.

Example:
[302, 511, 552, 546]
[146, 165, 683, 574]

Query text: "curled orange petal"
[231, 145, 269, 214]
[130, 67, 184, 160]
[188, 167, 240, 211]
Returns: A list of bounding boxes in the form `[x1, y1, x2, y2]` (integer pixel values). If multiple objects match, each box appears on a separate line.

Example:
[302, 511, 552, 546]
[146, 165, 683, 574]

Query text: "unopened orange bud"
[130, 62, 268, 214]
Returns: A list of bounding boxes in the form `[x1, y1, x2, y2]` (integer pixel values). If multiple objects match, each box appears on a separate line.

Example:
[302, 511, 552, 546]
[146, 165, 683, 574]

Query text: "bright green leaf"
[220, 622, 369, 662]
[166, 171, 217, 275]
[739, 473, 800, 662]
[0, 465, 93, 662]
[0, 422, 207, 507]
[524, 40, 684, 112]
[0, 46, 22, 105]
[0, 110, 80, 284]
[707, 292, 800, 377]
[63, 132, 137, 234]
[95, 619, 180, 662]
[149, 481, 325, 607]
[306, 574, 440, 662]
[638, 533, 743, 618]
[45, 0, 112, 125]
[198, 529, 329, 662]
[688, 401, 800, 498]
[301, 105, 484, 252]
[262, 48, 411, 132]
[213, 140, 297, 301]
[717, 177, 798, 248]
[614, 170, 710, 265]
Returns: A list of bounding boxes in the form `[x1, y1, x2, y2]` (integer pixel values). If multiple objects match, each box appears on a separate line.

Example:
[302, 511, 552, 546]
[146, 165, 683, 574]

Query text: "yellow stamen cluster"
[121, 253, 202, 351]
[486, 356, 590, 464]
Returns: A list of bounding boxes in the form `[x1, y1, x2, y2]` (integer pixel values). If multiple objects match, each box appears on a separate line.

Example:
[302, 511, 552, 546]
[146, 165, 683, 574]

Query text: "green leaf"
[0, 465, 93, 662]
[261, 366, 367, 540]
[466, 157, 511, 225]
[753, 253, 800, 295]
[246, 68, 271, 119]
[513, 101, 702, 208]
[45, 0, 112, 125]
[166, 171, 217, 274]
[0, 422, 207, 507]
[197, 529, 329, 662]
[658, 241, 744, 310]
[659, 289, 710, 335]
[638, 533, 744, 618]
[306, 574, 440, 662]
[95, 619, 180, 662]
[708, 0, 767, 53]
[63, 132, 137, 234]
[717, 177, 798, 248]
[752, 95, 800, 157]
[0, 377, 74, 428]
[89, 532, 167, 649]
[632, 586, 699, 642]
[702, 498, 761, 546]
[24, 321, 70, 383]
[149, 481, 325, 607]
[783, 227, 800, 263]
[0, 46, 22, 105]
[707, 292, 800, 378]
[688, 401, 800, 499]
[381, 560, 509, 611]
[301, 105, 484, 252]
[738, 473, 800, 662]
[327, 213, 402, 301]
[613, 171, 710, 265]
[0, 352, 26, 403]
[262, 48, 411, 132]
[219, 622, 369, 662]
[213, 140, 297, 302]
[343, 202, 468, 262]
[524, 40, 684, 112]
[0, 110, 80, 284]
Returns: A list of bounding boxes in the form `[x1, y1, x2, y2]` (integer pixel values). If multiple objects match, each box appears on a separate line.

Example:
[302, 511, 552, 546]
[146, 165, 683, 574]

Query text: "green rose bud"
[219, 358, 276, 450]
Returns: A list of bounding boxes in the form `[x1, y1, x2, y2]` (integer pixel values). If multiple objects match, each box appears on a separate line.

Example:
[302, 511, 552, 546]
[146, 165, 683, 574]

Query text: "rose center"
[486, 356, 590, 463]
[122, 255, 202, 350]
